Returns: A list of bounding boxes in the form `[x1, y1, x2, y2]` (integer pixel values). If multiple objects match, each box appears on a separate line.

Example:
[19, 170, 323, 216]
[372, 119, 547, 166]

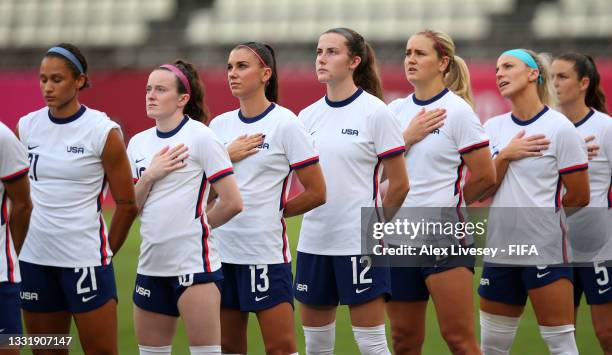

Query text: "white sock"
[190, 345, 221, 354]
[539, 324, 578, 355]
[303, 321, 336, 355]
[139, 345, 172, 355]
[479, 311, 520, 355]
[352, 324, 391, 355]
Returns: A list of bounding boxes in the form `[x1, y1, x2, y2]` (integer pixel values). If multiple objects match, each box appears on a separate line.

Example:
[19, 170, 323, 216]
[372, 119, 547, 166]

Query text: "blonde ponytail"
[418, 29, 475, 110]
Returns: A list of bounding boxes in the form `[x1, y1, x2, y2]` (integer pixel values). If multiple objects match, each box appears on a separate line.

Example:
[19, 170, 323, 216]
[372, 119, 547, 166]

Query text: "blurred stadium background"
[0, 0, 610, 353]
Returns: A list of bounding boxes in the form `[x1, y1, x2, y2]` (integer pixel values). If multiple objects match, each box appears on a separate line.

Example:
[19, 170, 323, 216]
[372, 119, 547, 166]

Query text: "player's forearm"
[283, 189, 326, 218]
[107, 201, 138, 254]
[463, 170, 496, 205]
[562, 190, 590, 216]
[134, 174, 155, 210]
[479, 153, 511, 201]
[382, 180, 409, 221]
[207, 198, 243, 229]
[9, 199, 33, 254]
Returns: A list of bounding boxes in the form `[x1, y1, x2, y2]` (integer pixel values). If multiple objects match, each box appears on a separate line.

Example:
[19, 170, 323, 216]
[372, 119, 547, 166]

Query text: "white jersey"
[572, 110, 612, 208]
[210, 104, 318, 265]
[484, 106, 588, 264]
[567, 109, 612, 262]
[297, 89, 406, 255]
[389, 88, 489, 208]
[18, 106, 118, 267]
[127, 117, 233, 276]
[0, 122, 29, 283]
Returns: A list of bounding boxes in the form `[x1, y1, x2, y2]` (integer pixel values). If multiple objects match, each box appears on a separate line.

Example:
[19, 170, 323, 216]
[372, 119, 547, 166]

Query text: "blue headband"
[502, 49, 543, 84]
[47, 46, 84, 74]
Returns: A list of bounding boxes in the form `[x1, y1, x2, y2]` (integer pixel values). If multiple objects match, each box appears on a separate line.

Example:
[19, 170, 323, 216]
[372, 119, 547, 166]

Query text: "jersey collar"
[325, 88, 364, 108]
[511, 106, 549, 126]
[48, 105, 87, 124]
[157, 115, 189, 138]
[573, 108, 594, 128]
[238, 103, 276, 124]
[412, 88, 449, 106]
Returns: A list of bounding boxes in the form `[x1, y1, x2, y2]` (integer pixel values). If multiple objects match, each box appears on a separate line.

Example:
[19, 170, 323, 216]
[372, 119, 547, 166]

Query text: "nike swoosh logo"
[355, 287, 370, 294]
[599, 287, 611, 295]
[135, 158, 145, 163]
[536, 272, 551, 279]
[82, 295, 97, 302]
[28, 145, 39, 150]
[310, 131, 317, 135]
[255, 295, 269, 302]
[0, 329, 5, 333]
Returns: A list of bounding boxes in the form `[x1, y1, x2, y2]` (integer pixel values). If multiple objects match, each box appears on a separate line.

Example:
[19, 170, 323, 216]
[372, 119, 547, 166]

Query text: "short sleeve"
[297, 109, 314, 134]
[125, 138, 138, 183]
[199, 129, 234, 184]
[387, 98, 402, 117]
[371, 105, 406, 159]
[282, 118, 319, 170]
[452, 106, 489, 154]
[92, 114, 120, 157]
[483, 118, 500, 158]
[556, 124, 588, 174]
[0, 123, 29, 182]
[602, 124, 612, 172]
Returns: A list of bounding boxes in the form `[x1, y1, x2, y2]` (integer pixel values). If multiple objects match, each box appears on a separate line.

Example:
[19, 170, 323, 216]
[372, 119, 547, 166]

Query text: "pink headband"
[237, 45, 269, 68]
[160, 64, 191, 95]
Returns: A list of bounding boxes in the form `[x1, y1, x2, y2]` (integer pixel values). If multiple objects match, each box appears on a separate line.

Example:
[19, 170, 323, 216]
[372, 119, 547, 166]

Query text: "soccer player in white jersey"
[552, 53, 612, 355]
[0, 121, 32, 354]
[129, 60, 243, 355]
[295, 28, 409, 355]
[477, 49, 590, 355]
[209, 42, 325, 355]
[386, 29, 495, 355]
[16, 43, 138, 355]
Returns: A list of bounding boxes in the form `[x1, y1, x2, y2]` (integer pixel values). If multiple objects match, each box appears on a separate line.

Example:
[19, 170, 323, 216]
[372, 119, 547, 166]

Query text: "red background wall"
[2, 61, 611, 136]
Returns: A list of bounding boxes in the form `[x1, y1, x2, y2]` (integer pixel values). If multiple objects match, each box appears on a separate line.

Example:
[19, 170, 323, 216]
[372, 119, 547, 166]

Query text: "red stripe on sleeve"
[459, 140, 490, 154]
[377, 146, 405, 159]
[290, 156, 319, 169]
[1, 167, 29, 182]
[559, 163, 588, 175]
[208, 168, 234, 183]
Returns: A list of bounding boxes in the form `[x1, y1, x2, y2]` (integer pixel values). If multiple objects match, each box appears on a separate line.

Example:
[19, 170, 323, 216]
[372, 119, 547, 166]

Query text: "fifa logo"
[431, 129, 440, 134]
[67, 146, 85, 154]
[257, 142, 270, 149]
[341, 128, 359, 136]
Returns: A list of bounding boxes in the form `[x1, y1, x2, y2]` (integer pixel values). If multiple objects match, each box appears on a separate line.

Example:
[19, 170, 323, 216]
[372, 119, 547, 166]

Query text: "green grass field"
[23, 215, 600, 354]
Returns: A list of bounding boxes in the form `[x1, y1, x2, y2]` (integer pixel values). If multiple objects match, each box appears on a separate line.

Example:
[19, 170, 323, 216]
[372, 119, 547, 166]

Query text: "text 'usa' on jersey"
[297, 89, 405, 256]
[127, 117, 232, 277]
[17, 106, 118, 268]
[210, 104, 318, 265]
[388, 88, 489, 208]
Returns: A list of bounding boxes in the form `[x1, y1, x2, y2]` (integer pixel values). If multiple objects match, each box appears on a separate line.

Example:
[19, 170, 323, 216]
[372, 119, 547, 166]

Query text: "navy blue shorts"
[221, 263, 293, 312]
[478, 264, 573, 305]
[0, 282, 22, 336]
[294, 252, 390, 306]
[133, 270, 223, 317]
[20, 261, 117, 313]
[390, 264, 475, 301]
[574, 262, 612, 306]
